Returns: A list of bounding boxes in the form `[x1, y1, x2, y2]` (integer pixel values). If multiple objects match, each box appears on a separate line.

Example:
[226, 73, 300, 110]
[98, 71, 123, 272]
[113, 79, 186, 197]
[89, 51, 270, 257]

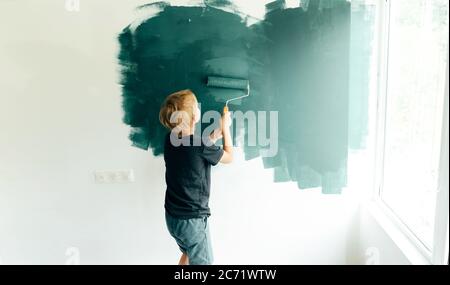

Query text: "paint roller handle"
[220, 109, 233, 164]
[221, 108, 232, 129]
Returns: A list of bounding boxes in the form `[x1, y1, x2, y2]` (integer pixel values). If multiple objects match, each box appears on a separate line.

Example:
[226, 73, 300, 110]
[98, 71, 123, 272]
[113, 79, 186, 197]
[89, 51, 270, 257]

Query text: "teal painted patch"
[117, 0, 375, 193]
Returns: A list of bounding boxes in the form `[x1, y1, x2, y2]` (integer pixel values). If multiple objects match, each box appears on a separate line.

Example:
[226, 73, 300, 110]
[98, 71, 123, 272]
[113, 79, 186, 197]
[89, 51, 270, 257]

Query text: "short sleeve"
[200, 140, 224, 166]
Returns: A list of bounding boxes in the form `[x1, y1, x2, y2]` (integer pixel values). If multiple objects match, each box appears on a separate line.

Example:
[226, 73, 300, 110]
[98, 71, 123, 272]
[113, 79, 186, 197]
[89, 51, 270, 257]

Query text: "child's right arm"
[219, 111, 233, 164]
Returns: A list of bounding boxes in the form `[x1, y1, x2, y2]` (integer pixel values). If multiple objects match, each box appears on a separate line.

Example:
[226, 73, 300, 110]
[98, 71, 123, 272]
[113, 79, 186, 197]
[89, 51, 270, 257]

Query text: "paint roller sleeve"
[206, 76, 249, 90]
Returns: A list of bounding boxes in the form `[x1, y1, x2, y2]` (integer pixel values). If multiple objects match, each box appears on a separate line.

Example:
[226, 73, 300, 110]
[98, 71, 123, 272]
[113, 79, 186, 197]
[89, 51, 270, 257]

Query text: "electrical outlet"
[93, 170, 135, 184]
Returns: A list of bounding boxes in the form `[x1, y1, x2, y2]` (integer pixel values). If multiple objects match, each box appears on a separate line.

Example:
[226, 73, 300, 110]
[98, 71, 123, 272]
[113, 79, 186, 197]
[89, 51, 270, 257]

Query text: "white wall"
[0, 0, 408, 265]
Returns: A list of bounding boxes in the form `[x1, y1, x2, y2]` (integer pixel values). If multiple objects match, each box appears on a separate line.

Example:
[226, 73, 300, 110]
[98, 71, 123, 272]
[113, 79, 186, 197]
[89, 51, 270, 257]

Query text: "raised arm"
[219, 111, 233, 164]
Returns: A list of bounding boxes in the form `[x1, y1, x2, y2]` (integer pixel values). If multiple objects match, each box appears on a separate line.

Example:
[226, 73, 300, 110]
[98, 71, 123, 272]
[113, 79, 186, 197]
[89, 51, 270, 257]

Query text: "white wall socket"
[93, 170, 135, 184]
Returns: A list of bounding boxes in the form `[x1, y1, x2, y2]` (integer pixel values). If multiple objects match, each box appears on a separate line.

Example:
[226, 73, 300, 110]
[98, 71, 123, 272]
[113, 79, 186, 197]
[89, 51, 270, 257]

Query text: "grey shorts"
[165, 210, 213, 265]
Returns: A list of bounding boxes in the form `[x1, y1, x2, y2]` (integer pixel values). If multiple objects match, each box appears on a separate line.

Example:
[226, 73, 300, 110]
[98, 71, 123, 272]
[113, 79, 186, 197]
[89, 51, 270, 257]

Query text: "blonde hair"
[159, 89, 197, 130]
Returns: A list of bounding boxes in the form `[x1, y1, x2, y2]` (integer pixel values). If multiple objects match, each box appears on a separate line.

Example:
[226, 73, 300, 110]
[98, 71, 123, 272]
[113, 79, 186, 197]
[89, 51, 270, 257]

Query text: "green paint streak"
[118, 5, 255, 156]
[117, 0, 376, 194]
[349, 5, 376, 149]
[258, 0, 350, 194]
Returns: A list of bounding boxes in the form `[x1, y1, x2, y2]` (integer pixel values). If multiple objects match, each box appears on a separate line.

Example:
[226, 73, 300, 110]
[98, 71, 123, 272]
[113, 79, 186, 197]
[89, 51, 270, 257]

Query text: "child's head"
[159, 89, 200, 132]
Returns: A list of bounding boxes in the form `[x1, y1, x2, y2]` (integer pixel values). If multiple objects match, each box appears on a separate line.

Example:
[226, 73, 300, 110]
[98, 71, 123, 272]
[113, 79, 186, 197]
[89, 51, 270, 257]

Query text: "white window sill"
[365, 200, 432, 265]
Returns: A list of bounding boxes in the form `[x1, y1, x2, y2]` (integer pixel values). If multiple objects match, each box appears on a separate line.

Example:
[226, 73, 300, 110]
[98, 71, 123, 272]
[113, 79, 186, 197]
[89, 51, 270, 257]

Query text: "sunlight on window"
[381, 0, 449, 250]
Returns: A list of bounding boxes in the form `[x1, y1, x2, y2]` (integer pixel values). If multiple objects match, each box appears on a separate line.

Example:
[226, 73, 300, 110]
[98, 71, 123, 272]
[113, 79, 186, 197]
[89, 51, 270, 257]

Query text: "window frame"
[372, 0, 449, 265]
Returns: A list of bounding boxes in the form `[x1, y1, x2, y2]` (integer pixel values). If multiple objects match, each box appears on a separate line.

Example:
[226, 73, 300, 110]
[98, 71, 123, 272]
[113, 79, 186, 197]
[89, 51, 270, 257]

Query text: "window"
[377, 0, 449, 261]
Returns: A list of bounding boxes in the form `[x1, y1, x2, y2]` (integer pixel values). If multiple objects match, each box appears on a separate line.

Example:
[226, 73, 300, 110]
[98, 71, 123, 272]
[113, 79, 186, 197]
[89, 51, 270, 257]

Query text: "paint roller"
[206, 76, 250, 113]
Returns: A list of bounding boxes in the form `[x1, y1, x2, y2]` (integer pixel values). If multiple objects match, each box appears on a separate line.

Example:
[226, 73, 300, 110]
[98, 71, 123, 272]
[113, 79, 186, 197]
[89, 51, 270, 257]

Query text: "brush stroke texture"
[117, 0, 376, 193]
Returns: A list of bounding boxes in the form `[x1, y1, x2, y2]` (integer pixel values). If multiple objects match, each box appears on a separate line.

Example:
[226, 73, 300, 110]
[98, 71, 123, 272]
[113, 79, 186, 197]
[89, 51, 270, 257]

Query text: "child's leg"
[183, 217, 213, 265]
[178, 253, 189, 265]
[165, 211, 212, 265]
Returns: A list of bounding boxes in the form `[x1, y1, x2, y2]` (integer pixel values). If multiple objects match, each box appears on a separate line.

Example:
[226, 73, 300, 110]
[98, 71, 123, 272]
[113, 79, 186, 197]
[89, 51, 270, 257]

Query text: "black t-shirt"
[163, 133, 224, 219]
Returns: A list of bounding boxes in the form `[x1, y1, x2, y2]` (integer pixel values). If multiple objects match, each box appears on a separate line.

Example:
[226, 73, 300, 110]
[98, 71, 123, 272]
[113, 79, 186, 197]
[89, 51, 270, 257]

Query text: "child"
[159, 89, 233, 265]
